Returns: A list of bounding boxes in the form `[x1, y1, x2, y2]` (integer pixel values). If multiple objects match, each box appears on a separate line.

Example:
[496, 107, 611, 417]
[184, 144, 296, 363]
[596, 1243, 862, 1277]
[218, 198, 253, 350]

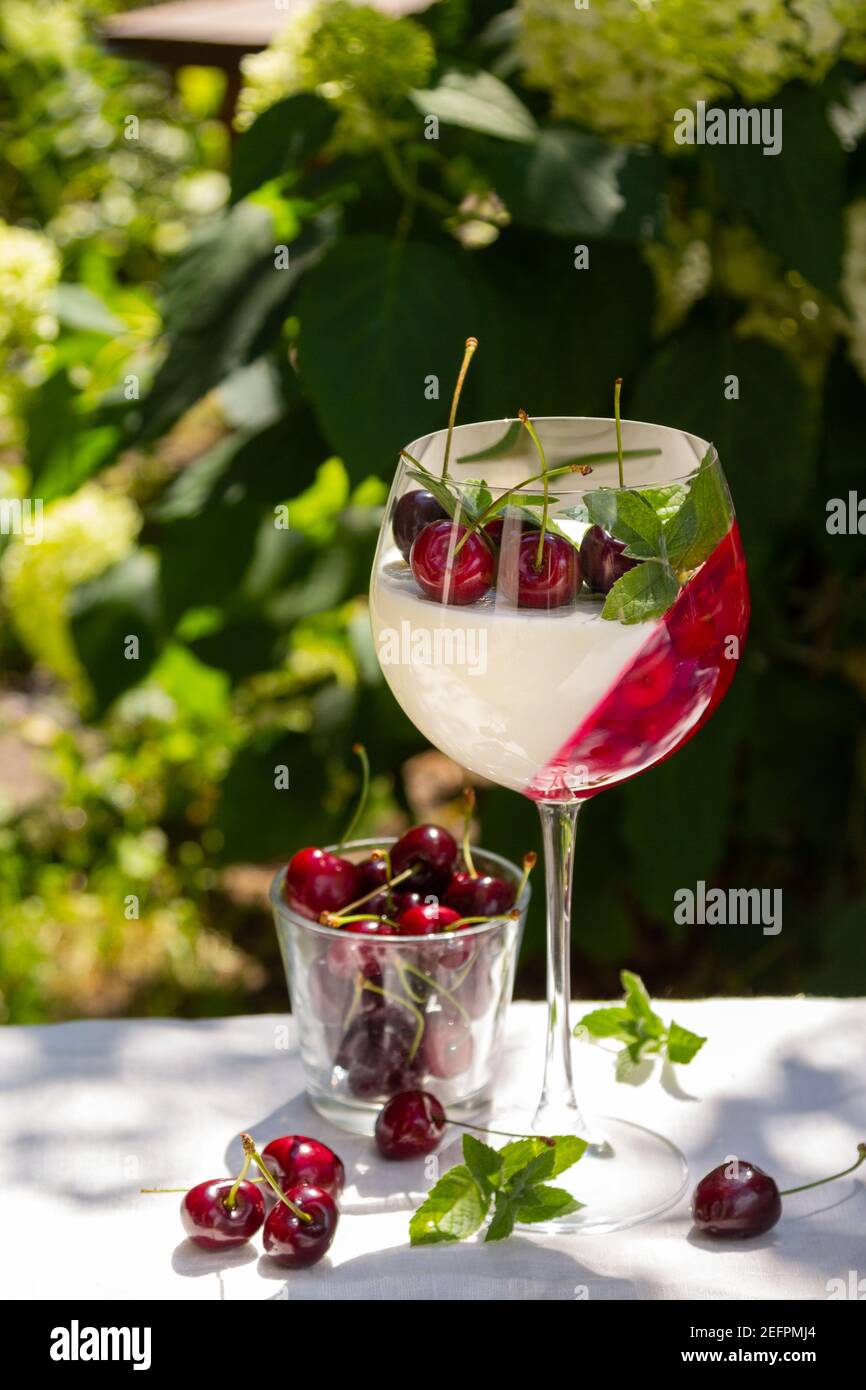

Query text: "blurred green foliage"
[1, 0, 865, 1023]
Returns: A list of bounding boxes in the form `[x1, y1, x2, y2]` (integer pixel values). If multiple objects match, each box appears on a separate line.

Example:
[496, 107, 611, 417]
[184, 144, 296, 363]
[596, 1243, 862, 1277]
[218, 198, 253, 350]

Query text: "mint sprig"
[576, 969, 706, 1083]
[600, 558, 680, 624]
[409, 1132, 586, 1245]
[590, 447, 730, 623]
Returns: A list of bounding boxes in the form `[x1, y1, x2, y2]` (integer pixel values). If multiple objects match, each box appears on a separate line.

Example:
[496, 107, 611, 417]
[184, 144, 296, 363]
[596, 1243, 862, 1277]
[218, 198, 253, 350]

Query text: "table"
[1, 1000, 863, 1300]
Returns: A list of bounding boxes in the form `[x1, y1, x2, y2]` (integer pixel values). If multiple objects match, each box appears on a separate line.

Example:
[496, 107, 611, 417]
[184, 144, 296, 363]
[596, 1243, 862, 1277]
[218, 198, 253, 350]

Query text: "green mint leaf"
[484, 1192, 518, 1242]
[585, 488, 663, 560]
[576, 1006, 636, 1041]
[462, 478, 493, 516]
[601, 559, 680, 624]
[462, 1133, 502, 1196]
[666, 1020, 707, 1065]
[409, 1164, 489, 1246]
[615, 1042, 647, 1083]
[405, 468, 461, 521]
[637, 482, 688, 521]
[662, 446, 730, 570]
[515, 1183, 584, 1224]
[498, 1137, 551, 1182]
[508, 1136, 588, 1193]
[621, 969, 666, 1039]
[457, 419, 522, 463]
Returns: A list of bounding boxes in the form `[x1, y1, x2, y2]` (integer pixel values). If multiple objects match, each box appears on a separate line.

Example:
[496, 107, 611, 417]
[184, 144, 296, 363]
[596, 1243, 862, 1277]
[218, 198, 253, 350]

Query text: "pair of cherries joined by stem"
[176, 1133, 344, 1269]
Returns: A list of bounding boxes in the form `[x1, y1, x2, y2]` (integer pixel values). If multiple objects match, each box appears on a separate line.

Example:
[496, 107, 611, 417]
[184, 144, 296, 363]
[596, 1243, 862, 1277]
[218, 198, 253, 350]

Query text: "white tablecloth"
[1, 999, 863, 1301]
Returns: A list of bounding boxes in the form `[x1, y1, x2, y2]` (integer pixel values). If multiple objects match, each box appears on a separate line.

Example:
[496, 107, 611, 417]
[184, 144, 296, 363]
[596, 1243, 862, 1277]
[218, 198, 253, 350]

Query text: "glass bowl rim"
[270, 836, 531, 944]
[400, 417, 717, 495]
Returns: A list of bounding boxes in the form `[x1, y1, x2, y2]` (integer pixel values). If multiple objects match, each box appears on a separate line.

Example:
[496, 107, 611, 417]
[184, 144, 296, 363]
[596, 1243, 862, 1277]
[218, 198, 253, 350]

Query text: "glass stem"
[533, 800, 592, 1139]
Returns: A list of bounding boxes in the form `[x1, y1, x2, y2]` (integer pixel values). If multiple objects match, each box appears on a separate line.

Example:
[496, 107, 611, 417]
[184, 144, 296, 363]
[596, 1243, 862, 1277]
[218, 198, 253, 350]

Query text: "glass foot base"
[499, 1111, 689, 1234]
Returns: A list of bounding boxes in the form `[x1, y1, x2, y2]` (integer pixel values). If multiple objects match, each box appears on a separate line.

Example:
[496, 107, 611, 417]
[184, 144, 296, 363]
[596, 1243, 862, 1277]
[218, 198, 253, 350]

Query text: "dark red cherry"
[390, 823, 458, 894]
[410, 520, 493, 606]
[181, 1178, 265, 1251]
[262, 1136, 345, 1200]
[326, 918, 390, 980]
[504, 532, 580, 609]
[445, 871, 515, 917]
[393, 490, 447, 560]
[336, 1005, 424, 1099]
[375, 1089, 447, 1159]
[691, 1160, 782, 1238]
[483, 514, 536, 547]
[285, 847, 361, 920]
[580, 524, 638, 595]
[356, 856, 389, 893]
[423, 1012, 474, 1078]
[262, 1184, 338, 1268]
[395, 902, 461, 937]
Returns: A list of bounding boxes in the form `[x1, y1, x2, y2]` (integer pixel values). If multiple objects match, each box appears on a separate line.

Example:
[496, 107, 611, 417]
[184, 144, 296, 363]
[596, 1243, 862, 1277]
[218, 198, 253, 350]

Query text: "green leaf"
[601, 558, 680, 624]
[585, 489, 663, 560]
[577, 1006, 636, 1041]
[662, 448, 731, 571]
[138, 203, 334, 441]
[515, 1135, 587, 1186]
[620, 969, 662, 1030]
[410, 70, 537, 143]
[55, 283, 124, 336]
[467, 127, 664, 239]
[484, 1192, 517, 1242]
[705, 84, 845, 301]
[457, 420, 521, 463]
[462, 1134, 502, 1196]
[498, 1137, 551, 1182]
[468, 128, 665, 239]
[69, 551, 160, 716]
[637, 483, 688, 521]
[666, 1021, 707, 1065]
[631, 315, 814, 577]
[468, 241, 654, 421]
[409, 1165, 489, 1246]
[516, 1184, 584, 1224]
[298, 236, 475, 481]
[230, 93, 338, 204]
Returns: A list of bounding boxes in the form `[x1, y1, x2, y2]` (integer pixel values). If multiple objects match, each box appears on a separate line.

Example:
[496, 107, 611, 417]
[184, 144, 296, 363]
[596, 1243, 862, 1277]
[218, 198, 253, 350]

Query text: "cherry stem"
[614, 377, 624, 488]
[372, 846, 395, 910]
[224, 1151, 251, 1210]
[444, 910, 519, 932]
[362, 980, 425, 1059]
[336, 743, 369, 851]
[141, 1175, 272, 1195]
[446, 1115, 555, 1145]
[441, 337, 478, 480]
[321, 863, 417, 920]
[518, 410, 550, 572]
[240, 1133, 313, 1223]
[461, 787, 478, 878]
[516, 851, 537, 901]
[324, 912, 401, 930]
[779, 1142, 866, 1196]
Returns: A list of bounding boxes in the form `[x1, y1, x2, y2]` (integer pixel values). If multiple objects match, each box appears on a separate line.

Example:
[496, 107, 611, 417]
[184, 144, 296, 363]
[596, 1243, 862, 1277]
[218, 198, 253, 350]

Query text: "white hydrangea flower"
[1, 487, 142, 697]
[0, 222, 60, 354]
[517, 0, 866, 146]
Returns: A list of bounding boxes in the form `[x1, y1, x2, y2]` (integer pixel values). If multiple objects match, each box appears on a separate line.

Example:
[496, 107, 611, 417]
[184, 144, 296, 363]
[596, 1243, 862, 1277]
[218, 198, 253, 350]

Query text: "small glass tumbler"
[271, 838, 529, 1134]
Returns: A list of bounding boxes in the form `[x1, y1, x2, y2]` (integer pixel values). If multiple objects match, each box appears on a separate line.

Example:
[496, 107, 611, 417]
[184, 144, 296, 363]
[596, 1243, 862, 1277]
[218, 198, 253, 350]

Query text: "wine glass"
[369, 410, 749, 1233]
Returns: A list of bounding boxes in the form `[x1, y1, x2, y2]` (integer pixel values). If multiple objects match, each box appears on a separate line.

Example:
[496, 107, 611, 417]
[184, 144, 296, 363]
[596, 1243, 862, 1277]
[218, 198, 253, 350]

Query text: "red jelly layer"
[527, 521, 749, 802]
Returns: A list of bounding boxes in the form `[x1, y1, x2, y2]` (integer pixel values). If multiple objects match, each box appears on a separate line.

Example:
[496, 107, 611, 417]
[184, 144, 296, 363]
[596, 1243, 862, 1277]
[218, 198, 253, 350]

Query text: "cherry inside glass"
[369, 416, 749, 1233]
